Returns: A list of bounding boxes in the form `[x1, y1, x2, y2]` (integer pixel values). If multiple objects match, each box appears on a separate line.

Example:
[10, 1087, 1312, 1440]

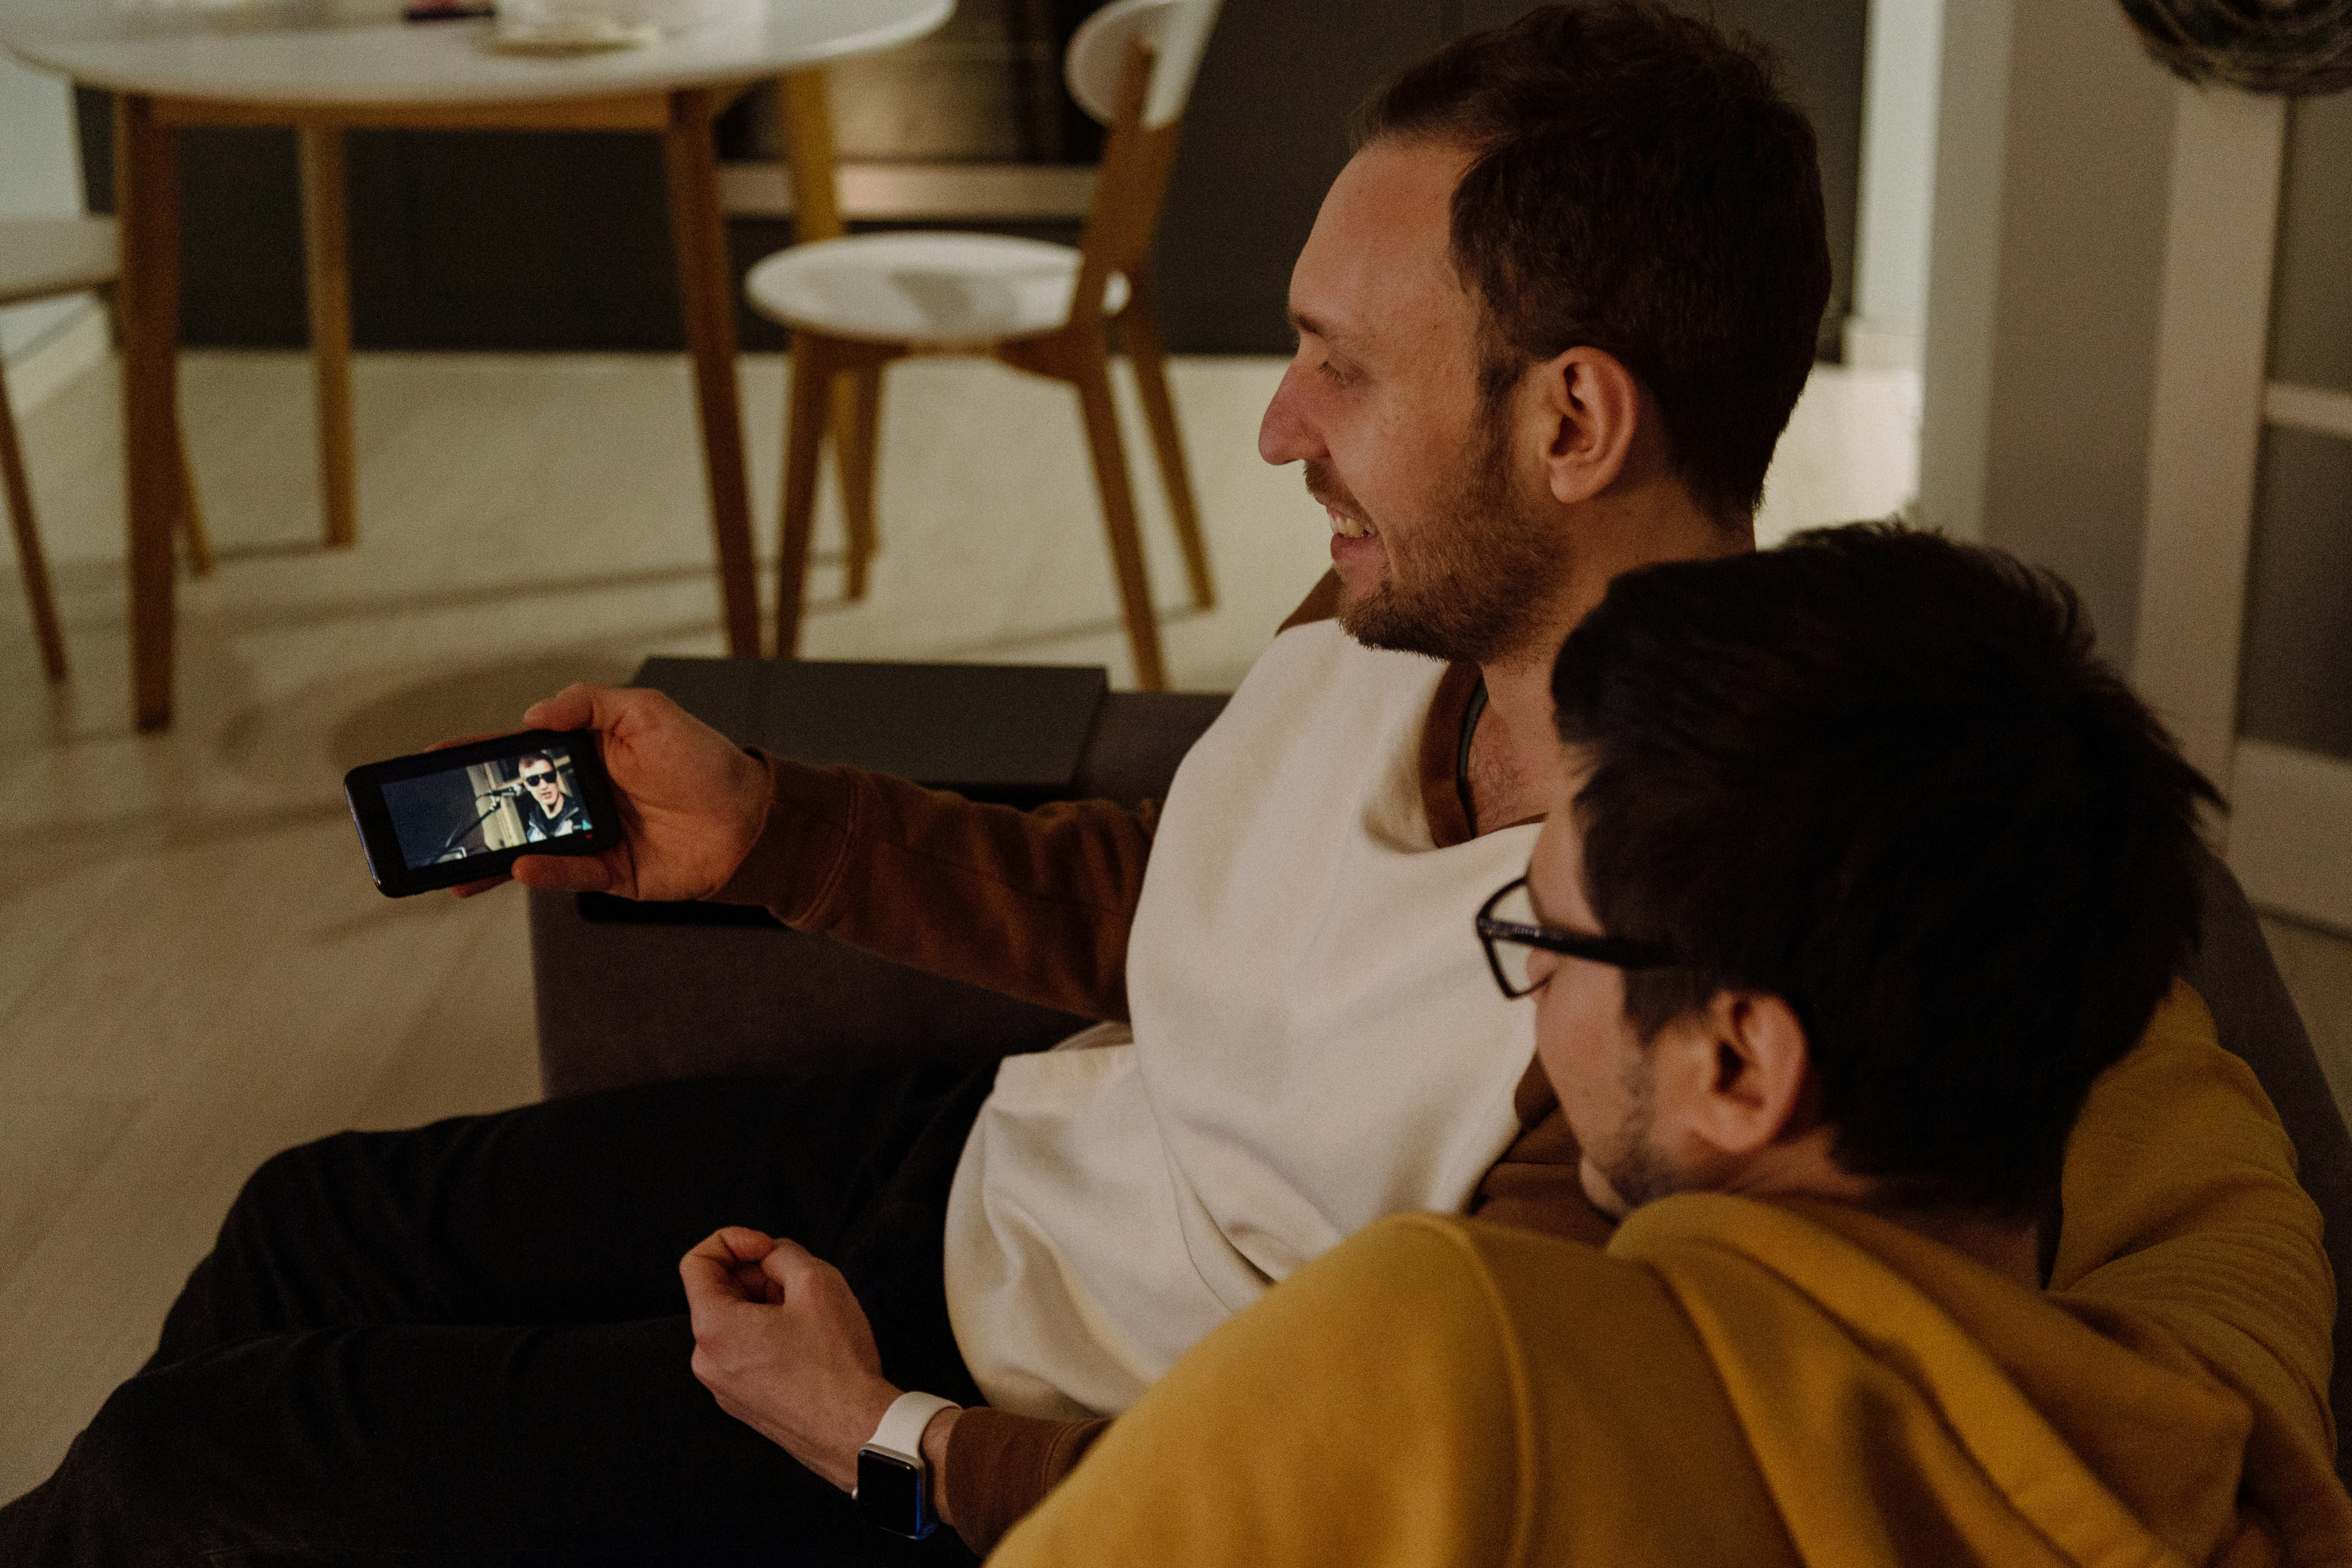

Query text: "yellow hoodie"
[988, 985, 2352, 1566]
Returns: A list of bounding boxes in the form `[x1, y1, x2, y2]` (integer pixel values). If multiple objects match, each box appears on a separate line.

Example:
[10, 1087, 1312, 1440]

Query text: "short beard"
[1326, 398, 1569, 667]
[1592, 1044, 1685, 1214]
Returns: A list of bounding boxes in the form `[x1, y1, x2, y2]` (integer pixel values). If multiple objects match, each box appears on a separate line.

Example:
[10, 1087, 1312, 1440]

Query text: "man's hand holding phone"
[456, 684, 769, 902]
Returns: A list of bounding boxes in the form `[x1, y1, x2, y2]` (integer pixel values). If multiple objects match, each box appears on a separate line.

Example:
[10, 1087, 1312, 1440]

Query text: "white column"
[1910, 0, 2013, 544]
[1846, 0, 1943, 370]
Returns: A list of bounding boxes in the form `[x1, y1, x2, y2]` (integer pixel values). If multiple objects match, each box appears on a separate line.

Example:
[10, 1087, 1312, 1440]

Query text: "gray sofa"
[528, 689, 2352, 1487]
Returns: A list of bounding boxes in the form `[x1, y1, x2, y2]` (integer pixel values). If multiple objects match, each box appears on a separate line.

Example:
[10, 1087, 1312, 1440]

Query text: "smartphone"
[343, 729, 622, 897]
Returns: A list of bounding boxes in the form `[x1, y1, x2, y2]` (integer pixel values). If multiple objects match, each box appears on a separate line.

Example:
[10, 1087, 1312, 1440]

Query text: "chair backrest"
[1065, 0, 1221, 131]
[0, 217, 119, 311]
[1065, 0, 1223, 306]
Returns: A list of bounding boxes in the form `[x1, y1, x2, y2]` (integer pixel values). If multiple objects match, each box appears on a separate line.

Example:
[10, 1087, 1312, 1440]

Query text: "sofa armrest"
[2184, 846, 2352, 1485]
[528, 891, 1089, 1097]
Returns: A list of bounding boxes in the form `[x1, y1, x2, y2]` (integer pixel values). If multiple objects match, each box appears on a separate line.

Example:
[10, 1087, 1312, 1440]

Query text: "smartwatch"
[854, 1390, 960, 1539]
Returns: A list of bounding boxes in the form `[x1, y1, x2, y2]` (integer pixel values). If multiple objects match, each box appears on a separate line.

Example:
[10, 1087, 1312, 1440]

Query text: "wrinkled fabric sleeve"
[2050, 981, 2347, 1542]
[710, 750, 1158, 1022]
[986, 1218, 1528, 1568]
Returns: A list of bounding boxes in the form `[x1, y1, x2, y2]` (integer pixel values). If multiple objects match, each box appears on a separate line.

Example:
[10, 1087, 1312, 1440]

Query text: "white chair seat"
[744, 232, 1131, 347]
[0, 217, 117, 309]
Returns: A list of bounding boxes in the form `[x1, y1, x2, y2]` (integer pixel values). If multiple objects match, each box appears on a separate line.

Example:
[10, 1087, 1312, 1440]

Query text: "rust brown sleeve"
[1467, 1057, 1620, 1248]
[941, 1407, 1112, 1555]
[711, 750, 1159, 1022]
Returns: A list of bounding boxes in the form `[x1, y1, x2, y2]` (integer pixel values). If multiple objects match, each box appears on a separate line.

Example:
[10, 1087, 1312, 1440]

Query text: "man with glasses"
[982, 525, 2352, 1565]
[512, 751, 587, 842]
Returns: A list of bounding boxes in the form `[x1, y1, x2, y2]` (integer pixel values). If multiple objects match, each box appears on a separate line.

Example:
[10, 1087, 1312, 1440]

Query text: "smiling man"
[983, 526, 2352, 1567]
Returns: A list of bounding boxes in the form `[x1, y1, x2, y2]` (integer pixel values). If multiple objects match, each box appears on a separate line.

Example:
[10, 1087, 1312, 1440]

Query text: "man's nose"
[1258, 364, 1321, 467]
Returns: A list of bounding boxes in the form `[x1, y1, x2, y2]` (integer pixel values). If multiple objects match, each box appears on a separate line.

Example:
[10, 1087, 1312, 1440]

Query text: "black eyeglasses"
[1476, 876, 1676, 999]
[519, 769, 558, 785]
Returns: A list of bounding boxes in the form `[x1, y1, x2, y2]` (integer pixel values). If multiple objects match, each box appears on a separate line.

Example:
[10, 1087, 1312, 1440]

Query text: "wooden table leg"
[662, 87, 759, 658]
[115, 94, 182, 732]
[298, 125, 358, 547]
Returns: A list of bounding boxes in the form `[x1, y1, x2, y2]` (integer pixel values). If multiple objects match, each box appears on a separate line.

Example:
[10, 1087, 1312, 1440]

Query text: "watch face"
[856, 1448, 932, 1539]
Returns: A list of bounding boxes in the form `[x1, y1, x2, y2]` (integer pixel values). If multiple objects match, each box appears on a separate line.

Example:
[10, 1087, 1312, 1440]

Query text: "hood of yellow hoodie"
[1610, 1191, 2248, 1568]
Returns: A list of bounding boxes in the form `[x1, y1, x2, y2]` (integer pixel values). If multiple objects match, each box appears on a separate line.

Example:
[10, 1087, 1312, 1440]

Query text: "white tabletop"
[0, 0, 949, 104]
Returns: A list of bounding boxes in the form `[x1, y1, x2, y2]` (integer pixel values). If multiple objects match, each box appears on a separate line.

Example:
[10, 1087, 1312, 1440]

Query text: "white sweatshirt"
[944, 621, 1542, 1419]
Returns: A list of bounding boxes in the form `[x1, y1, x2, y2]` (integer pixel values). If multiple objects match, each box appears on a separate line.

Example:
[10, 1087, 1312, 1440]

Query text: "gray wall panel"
[2270, 93, 2352, 398]
[2240, 426, 2352, 762]
[1151, 0, 1450, 353]
[1156, 0, 1864, 356]
[83, 2, 1865, 359]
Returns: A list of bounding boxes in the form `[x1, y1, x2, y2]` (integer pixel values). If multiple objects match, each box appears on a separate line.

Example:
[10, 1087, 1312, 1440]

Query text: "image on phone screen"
[382, 746, 593, 870]
[345, 728, 619, 896]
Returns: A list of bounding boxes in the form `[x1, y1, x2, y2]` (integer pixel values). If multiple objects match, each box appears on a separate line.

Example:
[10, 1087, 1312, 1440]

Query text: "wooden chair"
[0, 216, 210, 682]
[743, 0, 1222, 690]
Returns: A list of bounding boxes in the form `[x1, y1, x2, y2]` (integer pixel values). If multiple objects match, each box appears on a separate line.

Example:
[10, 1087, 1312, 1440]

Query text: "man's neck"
[1709, 1132, 2043, 1291]
[1464, 492, 1749, 833]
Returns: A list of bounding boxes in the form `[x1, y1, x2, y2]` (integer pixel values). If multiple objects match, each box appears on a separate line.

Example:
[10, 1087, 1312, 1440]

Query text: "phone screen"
[380, 745, 594, 870]
[345, 728, 619, 896]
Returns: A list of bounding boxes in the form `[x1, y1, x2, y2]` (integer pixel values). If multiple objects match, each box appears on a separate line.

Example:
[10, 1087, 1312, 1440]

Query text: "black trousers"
[0, 1064, 999, 1568]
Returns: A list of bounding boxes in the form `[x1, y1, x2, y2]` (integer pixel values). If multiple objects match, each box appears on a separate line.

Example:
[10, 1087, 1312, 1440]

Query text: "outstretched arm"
[709, 749, 1158, 1022]
[469, 682, 1158, 1021]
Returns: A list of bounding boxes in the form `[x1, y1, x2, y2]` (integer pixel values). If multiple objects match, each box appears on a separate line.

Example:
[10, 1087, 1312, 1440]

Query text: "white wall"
[0, 53, 96, 393]
[1846, 0, 1943, 369]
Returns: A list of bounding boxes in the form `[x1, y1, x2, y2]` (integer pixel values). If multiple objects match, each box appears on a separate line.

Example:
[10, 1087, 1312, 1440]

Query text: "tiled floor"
[0, 347, 2344, 1503]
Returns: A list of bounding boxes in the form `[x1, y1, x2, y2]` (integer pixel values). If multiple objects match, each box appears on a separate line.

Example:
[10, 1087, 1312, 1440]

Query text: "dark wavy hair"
[1551, 524, 2220, 1213]
[1355, 1, 1831, 521]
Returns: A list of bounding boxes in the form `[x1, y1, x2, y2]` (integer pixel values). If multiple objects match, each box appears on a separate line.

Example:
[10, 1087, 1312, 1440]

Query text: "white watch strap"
[865, 1390, 960, 1465]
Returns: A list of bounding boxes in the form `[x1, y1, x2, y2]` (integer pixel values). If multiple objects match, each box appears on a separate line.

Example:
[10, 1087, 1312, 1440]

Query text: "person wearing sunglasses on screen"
[512, 751, 589, 843]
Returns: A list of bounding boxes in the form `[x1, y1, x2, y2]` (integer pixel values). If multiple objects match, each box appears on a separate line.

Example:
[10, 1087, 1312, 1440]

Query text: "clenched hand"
[679, 1227, 901, 1493]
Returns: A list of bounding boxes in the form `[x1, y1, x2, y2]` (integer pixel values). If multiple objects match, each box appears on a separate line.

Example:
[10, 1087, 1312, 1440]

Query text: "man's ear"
[1654, 991, 1814, 1162]
[1530, 346, 1643, 507]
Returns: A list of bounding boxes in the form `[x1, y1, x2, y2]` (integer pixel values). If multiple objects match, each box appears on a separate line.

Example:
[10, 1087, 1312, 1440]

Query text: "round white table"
[0, 0, 952, 729]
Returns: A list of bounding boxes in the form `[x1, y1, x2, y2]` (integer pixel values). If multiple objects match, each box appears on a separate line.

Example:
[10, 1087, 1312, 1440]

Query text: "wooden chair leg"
[0, 365, 67, 682]
[779, 73, 881, 604]
[664, 88, 761, 658]
[776, 336, 834, 658]
[297, 126, 358, 549]
[174, 416, 213, 577]
[1069, 337, 1167, 691]
[834, 366, 883, 600]
[778, 70, 847, 243]
[1119, 282, 1213, 610]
